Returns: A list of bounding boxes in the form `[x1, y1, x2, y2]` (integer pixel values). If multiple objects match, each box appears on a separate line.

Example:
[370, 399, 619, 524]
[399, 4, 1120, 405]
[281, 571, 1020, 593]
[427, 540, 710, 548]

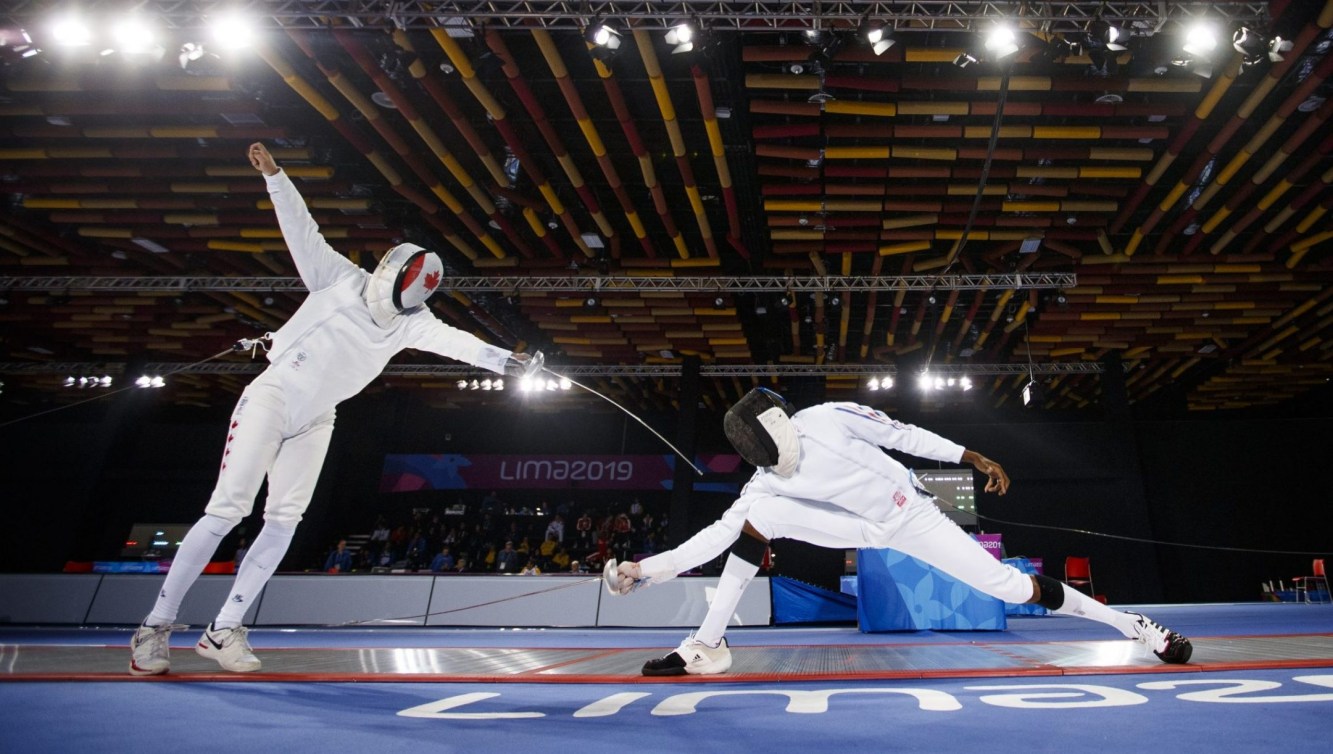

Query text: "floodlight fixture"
[984, 26, 1020, 59]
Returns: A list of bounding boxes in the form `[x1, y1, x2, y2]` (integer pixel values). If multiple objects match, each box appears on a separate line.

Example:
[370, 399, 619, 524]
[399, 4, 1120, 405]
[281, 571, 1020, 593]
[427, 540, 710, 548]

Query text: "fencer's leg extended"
[888, 495, 1191, 664]
[1030, 573, 1191, 663]
[641, 525, 767, 676]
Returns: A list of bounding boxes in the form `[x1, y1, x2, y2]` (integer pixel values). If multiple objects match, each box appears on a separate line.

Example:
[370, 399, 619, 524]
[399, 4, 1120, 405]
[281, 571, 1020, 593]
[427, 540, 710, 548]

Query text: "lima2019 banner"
[380, 454, 744, 493]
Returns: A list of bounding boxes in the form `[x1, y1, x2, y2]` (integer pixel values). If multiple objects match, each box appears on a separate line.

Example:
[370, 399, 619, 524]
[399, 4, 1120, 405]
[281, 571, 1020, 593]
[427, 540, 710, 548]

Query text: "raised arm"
[250, 143, 359, 292]
[831, 403, 967, 463]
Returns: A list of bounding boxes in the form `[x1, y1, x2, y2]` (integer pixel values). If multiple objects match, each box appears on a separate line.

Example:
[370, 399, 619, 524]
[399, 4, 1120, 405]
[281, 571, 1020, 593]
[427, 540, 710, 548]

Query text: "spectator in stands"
[519, 557, 542, 576]
[481, 490, 501, 515]
[568, 560, 581, 574]
[551, 545, 571, 572]
[369, 516, 390, 546]
[429, 546, 455, 573]
[452, 556, 469, 573]
[496, 540, 520, 573]
[545, 514, 565, 543]
[324, 539, 353, 574]
[576, 510, 592, 537]
[629, 498, 644, 518]
[539, 532, 559, 560]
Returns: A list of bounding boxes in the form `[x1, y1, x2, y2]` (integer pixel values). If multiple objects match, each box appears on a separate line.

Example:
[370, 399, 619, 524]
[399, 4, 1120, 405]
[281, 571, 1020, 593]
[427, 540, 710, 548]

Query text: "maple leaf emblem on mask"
[424, 270, 441, 290]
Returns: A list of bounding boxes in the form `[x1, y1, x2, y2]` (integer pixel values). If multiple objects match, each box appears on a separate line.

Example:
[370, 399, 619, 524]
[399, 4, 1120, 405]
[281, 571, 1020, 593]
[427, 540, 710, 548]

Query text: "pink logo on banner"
[973, 533, 1004, 560]
[380, 454, 743, 492]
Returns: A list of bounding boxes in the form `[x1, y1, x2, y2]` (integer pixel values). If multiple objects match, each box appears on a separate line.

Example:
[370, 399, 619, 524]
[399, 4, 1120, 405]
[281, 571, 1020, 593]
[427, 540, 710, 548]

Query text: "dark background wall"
[2, 383, 1329, 604]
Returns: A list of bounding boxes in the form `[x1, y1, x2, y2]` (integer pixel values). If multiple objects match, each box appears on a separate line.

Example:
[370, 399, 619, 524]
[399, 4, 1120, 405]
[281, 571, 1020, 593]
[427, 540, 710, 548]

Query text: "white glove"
[503, 350, 545, 378]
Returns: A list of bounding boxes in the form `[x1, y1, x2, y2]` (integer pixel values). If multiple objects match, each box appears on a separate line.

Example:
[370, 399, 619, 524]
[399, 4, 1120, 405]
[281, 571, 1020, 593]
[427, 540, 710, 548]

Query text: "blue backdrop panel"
[771, 576, 857, 625]
[856, 549, 1006, 632]
[1002, 557, 1048, 616]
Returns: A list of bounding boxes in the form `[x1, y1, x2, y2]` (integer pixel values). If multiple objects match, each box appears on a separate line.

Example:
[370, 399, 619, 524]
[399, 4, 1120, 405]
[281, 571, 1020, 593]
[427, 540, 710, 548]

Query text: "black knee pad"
[729, 529, 768, 566]
[1034, 573, 1066, 610]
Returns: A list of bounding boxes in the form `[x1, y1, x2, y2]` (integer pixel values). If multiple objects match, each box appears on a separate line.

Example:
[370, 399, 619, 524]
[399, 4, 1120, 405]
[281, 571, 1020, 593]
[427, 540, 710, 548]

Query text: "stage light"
[469, 379, 480, 390]
[1182, 23, 1218, 57]
[953, 51, 980, 68]
[1233, 27, 1292, 65]
[863, 21, 895, 56]
[210, 11, 255, 50]
[546, 378, 559, 391]
[456, 379, 468, 389]
[868, 377, 880, 391]
[559, 377, 572, 390]
[585, 20, 622, 61]
[494, 379, 504, 391]
[919, 373, 933, 391]
[179, 42, 223, 75]
[111, 15, 160, 57]
[665, 22, 696, 54]
[984, 26, 1020, 59]
[960, 377, 972, 391]
[50, 14, 91, 47]
[882, 376, 894, 389]
[1089, 17, 1128, 51]
[136, 375, 165, 389]
[481, 379, 493, 390]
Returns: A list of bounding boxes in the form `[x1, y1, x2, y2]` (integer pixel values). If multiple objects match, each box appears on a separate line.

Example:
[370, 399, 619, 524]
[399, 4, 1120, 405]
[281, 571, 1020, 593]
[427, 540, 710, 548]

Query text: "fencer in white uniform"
[130, 143, 543, 676]
[606, 387, 1192, 676]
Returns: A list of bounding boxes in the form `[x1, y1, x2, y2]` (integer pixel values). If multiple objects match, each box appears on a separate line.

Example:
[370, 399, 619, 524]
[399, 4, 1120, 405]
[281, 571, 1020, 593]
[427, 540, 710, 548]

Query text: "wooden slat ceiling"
[2, 2, 1332, 418]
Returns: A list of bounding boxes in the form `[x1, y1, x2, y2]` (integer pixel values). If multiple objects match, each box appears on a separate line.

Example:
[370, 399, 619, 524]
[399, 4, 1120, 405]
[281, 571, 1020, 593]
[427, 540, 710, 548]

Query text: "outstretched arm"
[251, 142, 359, 292]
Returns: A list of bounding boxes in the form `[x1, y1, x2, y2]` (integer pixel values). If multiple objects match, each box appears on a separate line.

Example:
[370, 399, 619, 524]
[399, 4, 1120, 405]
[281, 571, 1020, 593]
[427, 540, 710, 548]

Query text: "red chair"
[1293, 559, 1330, 604]
[1064, 556, 1095, 598]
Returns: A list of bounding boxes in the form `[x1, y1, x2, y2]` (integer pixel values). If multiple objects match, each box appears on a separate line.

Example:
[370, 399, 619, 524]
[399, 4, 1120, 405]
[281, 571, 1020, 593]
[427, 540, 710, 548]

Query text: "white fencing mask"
[723, 387, 799, 477]
[364, 243, 444, 328]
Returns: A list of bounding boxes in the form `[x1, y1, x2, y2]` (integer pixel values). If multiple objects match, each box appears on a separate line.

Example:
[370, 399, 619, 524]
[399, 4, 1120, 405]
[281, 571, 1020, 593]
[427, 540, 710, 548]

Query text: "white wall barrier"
[0, 573, 770, 628]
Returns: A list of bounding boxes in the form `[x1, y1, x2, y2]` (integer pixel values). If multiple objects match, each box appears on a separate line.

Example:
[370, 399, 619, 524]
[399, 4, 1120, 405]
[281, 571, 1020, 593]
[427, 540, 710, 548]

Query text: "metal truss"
[0, 273, 1074, 293]
[0, 1, 1271, 33]
[5, 361, 1104, 377]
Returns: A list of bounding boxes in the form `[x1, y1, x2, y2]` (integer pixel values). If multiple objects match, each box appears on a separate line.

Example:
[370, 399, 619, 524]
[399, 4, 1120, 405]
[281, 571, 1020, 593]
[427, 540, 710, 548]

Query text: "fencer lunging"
[130, 143, 544, 676]
[604, 388, 1192, 676]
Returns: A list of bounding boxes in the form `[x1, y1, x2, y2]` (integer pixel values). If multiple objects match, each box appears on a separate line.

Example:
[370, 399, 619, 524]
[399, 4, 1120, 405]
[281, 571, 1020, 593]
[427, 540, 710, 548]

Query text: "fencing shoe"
[642, 636, 732, 676]
[195, 623, 262, 672]
[1127, 611, 1193, 664]
[129, 621, 186, 676]
[603, 558, 649, 596]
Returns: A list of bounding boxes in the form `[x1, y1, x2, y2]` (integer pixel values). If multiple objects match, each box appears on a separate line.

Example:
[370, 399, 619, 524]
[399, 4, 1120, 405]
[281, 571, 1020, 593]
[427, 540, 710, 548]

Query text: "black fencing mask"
[723, 387, 799, 477]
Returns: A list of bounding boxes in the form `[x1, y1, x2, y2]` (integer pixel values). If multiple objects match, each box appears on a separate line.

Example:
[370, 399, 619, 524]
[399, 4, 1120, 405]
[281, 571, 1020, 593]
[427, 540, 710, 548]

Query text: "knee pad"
[729, 529, 768, 566]
[1034, 573, 1066, 610]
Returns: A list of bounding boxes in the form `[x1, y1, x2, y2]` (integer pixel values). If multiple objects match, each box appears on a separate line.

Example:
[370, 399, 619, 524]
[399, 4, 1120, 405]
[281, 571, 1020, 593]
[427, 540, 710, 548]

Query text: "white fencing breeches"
[202, 378, 335, 528]
[641, 493, 1034, 605]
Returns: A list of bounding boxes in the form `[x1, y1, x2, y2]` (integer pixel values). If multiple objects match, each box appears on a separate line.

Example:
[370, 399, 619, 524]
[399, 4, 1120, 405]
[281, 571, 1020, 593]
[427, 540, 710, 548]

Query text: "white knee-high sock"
[1053, 586, 1138, 638]
[694, 553, 760, 648]
[213, 521, 296, 629]
[146, 514, 234, 626]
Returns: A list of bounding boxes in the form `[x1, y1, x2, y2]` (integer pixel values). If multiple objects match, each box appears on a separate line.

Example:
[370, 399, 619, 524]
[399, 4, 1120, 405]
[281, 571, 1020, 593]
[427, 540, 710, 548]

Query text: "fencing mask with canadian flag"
[364, 243, 444, 328]
[723, 387, 799, 477]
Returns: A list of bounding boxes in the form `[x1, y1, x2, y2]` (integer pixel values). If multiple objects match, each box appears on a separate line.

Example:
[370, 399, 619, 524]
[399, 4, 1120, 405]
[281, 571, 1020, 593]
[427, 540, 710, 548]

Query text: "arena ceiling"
[1, 1, 1331, 418]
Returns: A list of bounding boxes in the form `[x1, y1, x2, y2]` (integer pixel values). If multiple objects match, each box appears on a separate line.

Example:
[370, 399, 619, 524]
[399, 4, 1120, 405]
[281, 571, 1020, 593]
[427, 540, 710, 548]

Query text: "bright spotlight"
[960, 377, 972, 391]
[665, 22, 695, 54]
[546, 378, 558, 391]
[559, 378, 572, 391]
[456, 379, 468, 389]
[210, 11, 255, 50]
[882, 376, 894, 389]
[934, 376, 945, 390]
[1182, 23, 1218, 57]
[469, 379, 480, 390]
[112, 16, 158, 55]
[868, 377, 880, 391]
[984, 26, 1020, 59]
[919, 373, 933, 391]
[50, 14, 92, 47]
[494, 379, 504, 391]
[481, 379, 493, 390]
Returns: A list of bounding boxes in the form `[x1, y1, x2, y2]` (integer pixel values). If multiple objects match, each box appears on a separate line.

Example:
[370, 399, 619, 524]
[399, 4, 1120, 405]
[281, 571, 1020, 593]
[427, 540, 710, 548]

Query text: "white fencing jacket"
[256, 169, 511, 428]
[641, 402, 966, 579]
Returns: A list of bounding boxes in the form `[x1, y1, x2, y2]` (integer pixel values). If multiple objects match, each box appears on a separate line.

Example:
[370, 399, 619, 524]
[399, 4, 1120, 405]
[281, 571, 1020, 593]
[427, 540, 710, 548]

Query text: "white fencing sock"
[146, 514, 233, 626]
[213, 521, 296, 629]
[1052, 585, 1138, 638]
[694, 552, 758, 648]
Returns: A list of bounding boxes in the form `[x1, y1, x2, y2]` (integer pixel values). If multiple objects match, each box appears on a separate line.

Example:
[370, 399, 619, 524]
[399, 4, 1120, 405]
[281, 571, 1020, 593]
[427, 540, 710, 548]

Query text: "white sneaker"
[602, 558, 650, 596]
[1127, 611, 1193, 664]
[195, 623, 262, 672]
[129, 622, 186, 676]
[642, 636, 732, 676]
